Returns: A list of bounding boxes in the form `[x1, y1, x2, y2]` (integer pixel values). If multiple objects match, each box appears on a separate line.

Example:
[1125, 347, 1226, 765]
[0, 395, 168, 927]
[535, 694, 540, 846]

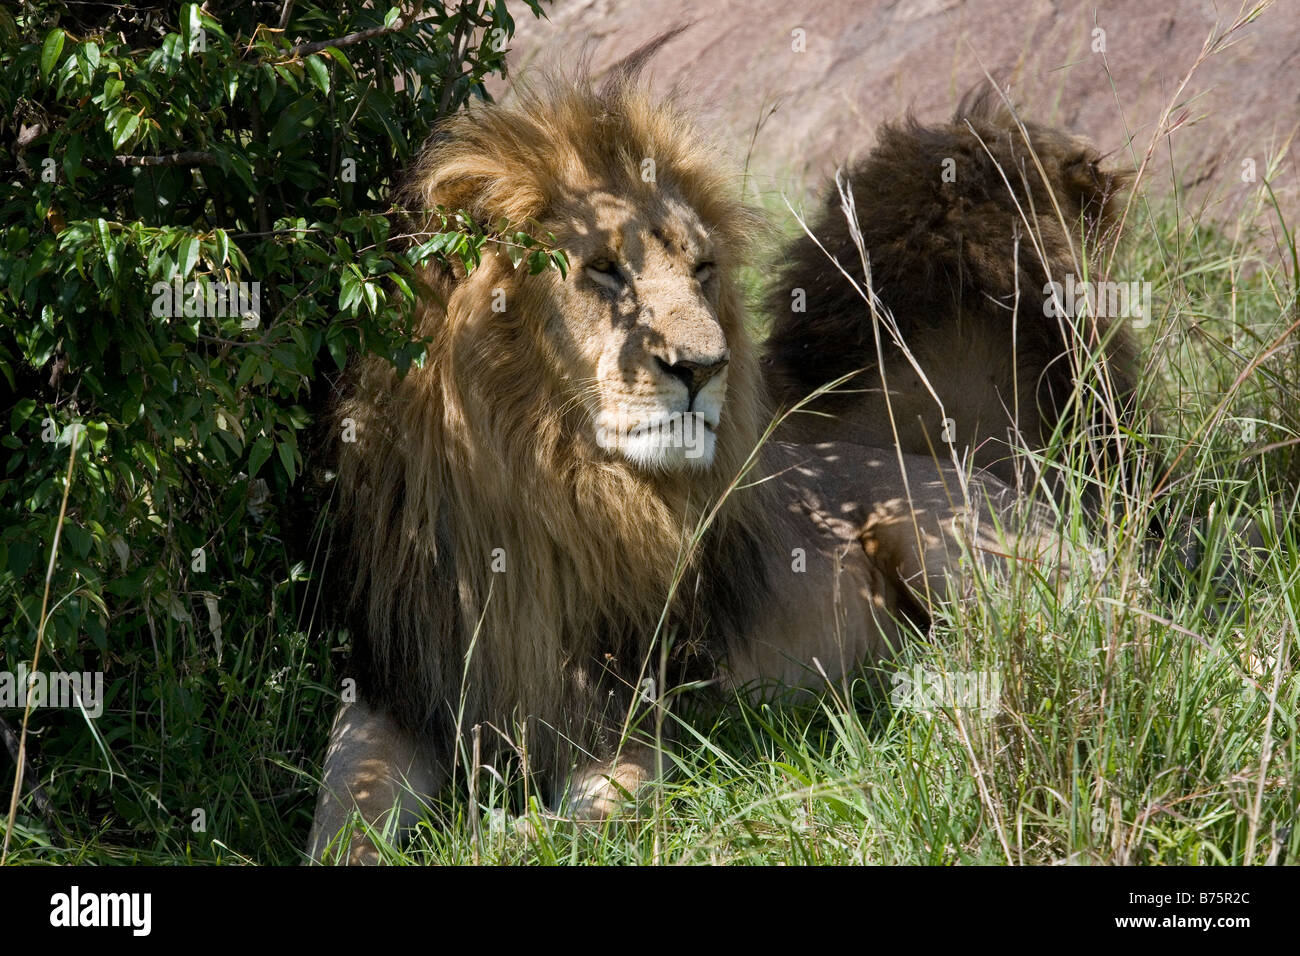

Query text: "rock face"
[499, 0, 1298, 221]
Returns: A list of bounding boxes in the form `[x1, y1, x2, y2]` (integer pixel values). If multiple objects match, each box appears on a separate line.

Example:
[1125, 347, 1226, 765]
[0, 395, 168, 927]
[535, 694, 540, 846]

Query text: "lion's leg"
[308, 699, 443, 865]
[724, 444, 1068, 693]
[857, 458, 1066, 609]
[559, 741, 660, 821]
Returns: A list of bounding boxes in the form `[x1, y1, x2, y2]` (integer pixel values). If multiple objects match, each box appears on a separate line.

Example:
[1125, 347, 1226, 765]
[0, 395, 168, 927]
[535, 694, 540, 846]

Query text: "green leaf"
[184, 4, 204, 52]
[212, 229, 229, 267]
[8, 537, 36, 578]
[236, 353, 259, 388]
[248, 436, 271, 478]
[10, 398, 36, 432]
[101, 77, 124, 106]
[63, 522, 92, 559]
[277, 440, 296, 483]
[93, 219, 119, 280]
[325, 324, 349, 370]
[324, 46, 356, 82]
[155, 34, 184, 75]
[339, 267, 362, 312]
[40, 29, 65, 81]
[389, 273, 413, 302]
[112, 111, 141, 150]
[77, 44, 97, 81]
[305, 54, 330, 96]
[177, 236, 199, 279]
[526, 249, 548, 274]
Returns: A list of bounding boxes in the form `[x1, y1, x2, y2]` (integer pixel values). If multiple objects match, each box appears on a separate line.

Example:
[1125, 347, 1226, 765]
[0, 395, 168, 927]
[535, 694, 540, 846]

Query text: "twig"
[434, 12, 471, 121]
[113, 151, 216, 167]
[2, 427, 79, 864]
[275, 5, 430, 63]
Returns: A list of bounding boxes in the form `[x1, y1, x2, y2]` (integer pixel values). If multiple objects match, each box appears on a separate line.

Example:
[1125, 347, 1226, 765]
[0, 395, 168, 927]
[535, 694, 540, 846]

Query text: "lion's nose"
[655, 352, 729, 401]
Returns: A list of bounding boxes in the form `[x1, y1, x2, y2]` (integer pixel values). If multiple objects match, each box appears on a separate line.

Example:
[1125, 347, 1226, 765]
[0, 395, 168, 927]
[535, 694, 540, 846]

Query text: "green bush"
[0, 0, 548, 861]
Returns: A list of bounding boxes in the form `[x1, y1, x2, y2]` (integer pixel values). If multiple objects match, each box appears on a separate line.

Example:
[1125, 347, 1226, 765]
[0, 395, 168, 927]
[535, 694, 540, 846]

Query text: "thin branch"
[275, 5, 432, 63]
[2, 428, 79, 864]
[113, 151, 216, 167]
[435, 12, 470, 121]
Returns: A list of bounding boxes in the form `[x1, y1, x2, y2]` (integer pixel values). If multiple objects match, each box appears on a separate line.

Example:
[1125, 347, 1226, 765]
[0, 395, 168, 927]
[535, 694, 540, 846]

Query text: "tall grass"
[328, 167, 1297, 865]
[7, 192, 1294, 867]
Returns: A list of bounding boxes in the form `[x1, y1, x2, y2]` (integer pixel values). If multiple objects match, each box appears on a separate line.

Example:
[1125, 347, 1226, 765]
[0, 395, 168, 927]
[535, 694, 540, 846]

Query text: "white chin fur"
[621, 427, 717, 471]
[597, 411, 718, 472]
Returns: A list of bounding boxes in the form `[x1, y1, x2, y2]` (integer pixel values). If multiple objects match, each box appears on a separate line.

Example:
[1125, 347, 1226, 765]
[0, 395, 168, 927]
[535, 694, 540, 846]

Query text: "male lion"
[308, 72, 1060, 864]
[764, 89, 1145, 501]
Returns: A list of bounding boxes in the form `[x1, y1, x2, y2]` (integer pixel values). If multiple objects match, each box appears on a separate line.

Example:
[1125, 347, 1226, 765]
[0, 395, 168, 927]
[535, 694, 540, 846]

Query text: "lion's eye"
[694, 261, 716, 283]
[584, 259, 626, 293]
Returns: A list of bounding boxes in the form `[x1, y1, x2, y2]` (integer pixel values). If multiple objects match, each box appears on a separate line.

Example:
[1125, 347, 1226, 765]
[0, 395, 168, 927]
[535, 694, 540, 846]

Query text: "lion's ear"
[397, 169, 495, 236]
[426, 176, 487, 218]
[1063, 148, 1130, 233]
[399, 137, 548, 234]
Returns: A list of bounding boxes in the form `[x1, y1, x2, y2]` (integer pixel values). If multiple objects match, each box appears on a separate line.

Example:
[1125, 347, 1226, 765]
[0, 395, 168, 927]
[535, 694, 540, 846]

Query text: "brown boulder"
[499, 0, 1299, 222]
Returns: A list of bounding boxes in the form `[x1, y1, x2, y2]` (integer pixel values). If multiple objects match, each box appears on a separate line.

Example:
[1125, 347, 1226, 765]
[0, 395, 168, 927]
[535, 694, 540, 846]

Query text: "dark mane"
[762, 84, 1139, 493]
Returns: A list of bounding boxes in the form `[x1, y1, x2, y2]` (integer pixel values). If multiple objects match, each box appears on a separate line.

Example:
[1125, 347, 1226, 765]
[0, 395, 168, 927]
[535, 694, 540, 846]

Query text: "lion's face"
[546, 188, 731, 472]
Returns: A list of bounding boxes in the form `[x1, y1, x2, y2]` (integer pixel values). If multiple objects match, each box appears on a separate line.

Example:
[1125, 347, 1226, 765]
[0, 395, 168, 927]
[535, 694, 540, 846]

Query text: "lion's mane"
[330, 72, 772, 783]
[764, 88, 1141, 488]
